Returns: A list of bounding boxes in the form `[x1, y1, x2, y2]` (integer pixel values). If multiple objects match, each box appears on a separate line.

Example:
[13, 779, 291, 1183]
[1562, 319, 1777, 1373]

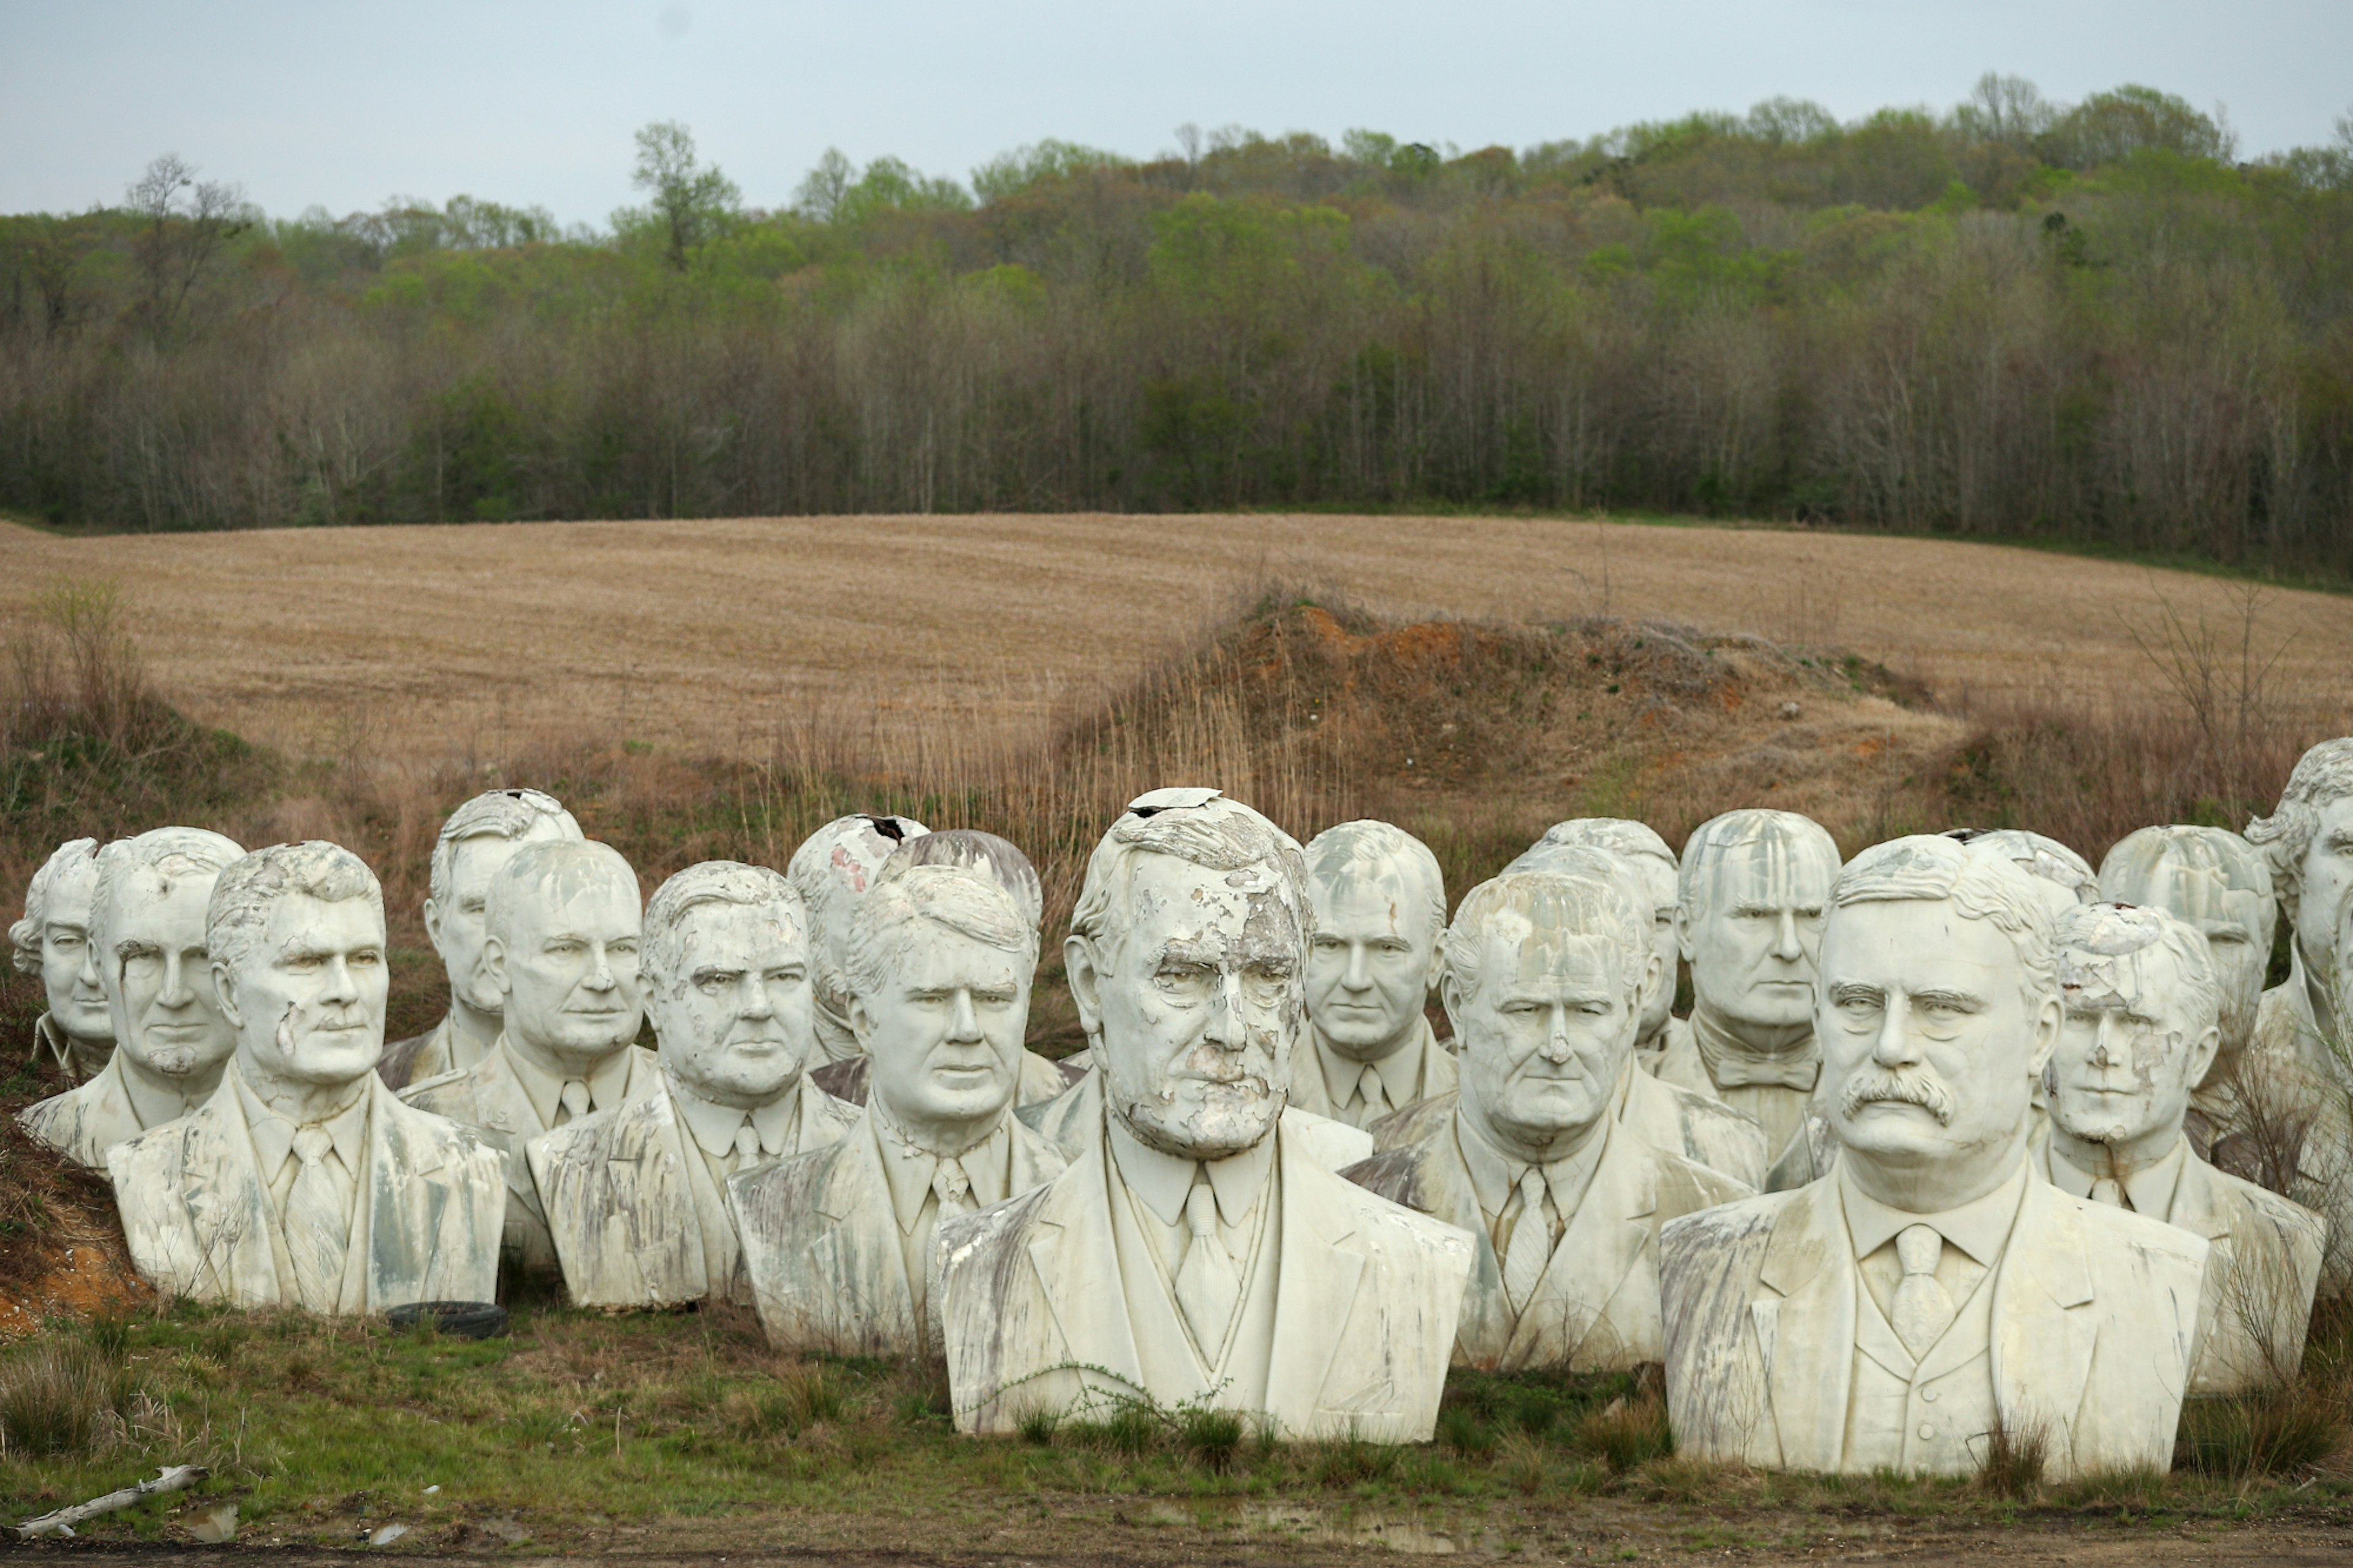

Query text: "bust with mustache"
[1661, 834, 2210, 1479]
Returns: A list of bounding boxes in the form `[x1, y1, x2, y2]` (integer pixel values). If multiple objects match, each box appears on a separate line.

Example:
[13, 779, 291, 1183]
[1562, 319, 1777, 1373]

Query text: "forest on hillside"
[5, 75, 2353, 572]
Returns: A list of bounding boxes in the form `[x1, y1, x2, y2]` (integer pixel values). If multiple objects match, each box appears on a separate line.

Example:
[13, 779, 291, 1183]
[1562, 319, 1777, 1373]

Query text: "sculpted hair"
[1677, 808, 1841, 924]
[845, 861, 1037, 1001]
[1830, 835, 2058, 1010]
[784, 813, 930, 999]
[2245, 738, 2353, 928]
[207, 841, 385, 979]
[484, 839, 641, 943]
[428, 788, 581, 906]
[1533, 817, 1677, 874]
[642, 860, 803, 991]
[2055, 901, 2222, 1044]
[2098, 825, 2276, 950]
[1942, 828, 2097, 904]
[882, 828, 1043, 931]
[1445, 862, 1649, 1002]
[91, 828, 246, 963]
[1069, 794, 1309, 957]
[11, 836, 99, 975]
[1303, 819, 1448, 939]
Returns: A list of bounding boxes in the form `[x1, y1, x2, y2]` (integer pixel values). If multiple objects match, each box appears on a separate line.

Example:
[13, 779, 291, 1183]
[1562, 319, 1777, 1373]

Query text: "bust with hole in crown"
[1661, 834, 2208, 1479]
[786, 813, 930, 1066]
[937, 788, 1473, 1441]
[109, 842, 503, 1313]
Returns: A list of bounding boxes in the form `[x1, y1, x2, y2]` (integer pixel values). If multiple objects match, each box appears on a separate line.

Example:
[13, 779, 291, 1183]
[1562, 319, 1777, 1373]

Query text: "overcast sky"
[5, 1, 2346, 225]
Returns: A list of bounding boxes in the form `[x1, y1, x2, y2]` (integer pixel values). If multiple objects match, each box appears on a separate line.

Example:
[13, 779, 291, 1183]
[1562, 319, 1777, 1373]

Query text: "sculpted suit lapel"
[809, 1123, 921, 1350]
[1265, 1126, 1371, 1420]
[1023, 1134, 1148, 1396]
[184, 1082, 287, 1308]
[1502, 1129, 1659, 1370]
[529, 1088, 707, 1308]
[1755, 1178, 1855, 1472]
[1987, 1178, 2099, 1451]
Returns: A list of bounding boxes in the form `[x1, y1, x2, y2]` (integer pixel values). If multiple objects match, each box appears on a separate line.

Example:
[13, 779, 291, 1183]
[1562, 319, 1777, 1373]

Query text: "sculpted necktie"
[558, 1080, 593, 1126]
[1354, 1064, 1389, 1119]
[2090, 1176, 2127, 1209]
[1500, 1168, 1553, 1315]
[1175, 1180, 1242, 1354]
[730, 1122, 765, 1175]
[1890, 1224, 1956, 1360]
[285, 1126, 350, 1314]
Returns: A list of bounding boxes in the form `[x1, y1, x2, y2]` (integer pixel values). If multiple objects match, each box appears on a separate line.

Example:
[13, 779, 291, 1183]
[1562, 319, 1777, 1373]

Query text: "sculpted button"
[1921, 1388, 1939, 1403]
[1917, 1423, 1936, 1441]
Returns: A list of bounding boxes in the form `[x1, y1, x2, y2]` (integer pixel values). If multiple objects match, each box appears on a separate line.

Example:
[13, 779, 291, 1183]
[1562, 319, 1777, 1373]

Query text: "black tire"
[386, 1300, 509, 1339]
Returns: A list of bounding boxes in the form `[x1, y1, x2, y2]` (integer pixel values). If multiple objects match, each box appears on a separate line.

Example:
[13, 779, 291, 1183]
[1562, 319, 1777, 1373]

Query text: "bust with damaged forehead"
[19, 828, 245, 1168]
[1513, 819, 1681, 1058]
[110, 842, 504, 1314]
[939, 787, 1472, 1442]
[1662, 834, 2208, 1479]
[786, 813, 930, 1066]
[14, 837, 113, 1083]
[2040, 902, 2323, 1398]
[1344, 858, 1751, 1373]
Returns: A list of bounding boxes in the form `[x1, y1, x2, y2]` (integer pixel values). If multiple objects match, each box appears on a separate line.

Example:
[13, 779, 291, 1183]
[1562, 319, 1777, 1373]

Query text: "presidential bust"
[13, 838, 112, 1081]
[786, 813, 930, 1063]
[937, 787, 1472, 1441]
[735, 860, 1066, 1355]
[1344, 858, 1749, 1371]
[1661, 835, 2208, 1478]
[1288, 820, 1455, 1129]
[19, 828, 245, 1167]
[1513, 819, 1681, 1058]
[2040, 902, 2323, 1397]
[529, 862, 857, 1309]
[379, 788, 582, 1089]
[110, 842, 502, 1312]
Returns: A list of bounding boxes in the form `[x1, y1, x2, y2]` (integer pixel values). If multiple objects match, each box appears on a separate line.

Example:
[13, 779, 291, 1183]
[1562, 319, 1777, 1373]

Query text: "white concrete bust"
[2042, 902, 2324, 1396]
[2247, 738, 2353, 1064]
[401, 839, 658, 1278]
[1662, 835, 2208, 1478]
[19, 828, 244, 1167]
[13, 837, 113, 1081]
[2097, 826, 2275, 1100]
[1345, 857, 1749, 1371]
[938, 787, 1472, 1441]
[1512, 819, 1680, 1054]
[786, 812, 930, 1064]
[380, 787, 582, 1090]
[110, 842, 502, 1313]
[531, 861, 854, 1309]
[1944, 828, 2097, 921]
[1657, 808, 1841, 1162]
[735, 860, 1064, 1355]
[1291, 820, 1454, 1129]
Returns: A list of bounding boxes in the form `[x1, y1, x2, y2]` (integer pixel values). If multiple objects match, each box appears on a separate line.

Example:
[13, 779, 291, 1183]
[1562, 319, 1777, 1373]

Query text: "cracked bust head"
[2046, 902, 2220, 1152]
[208, 841, 390, 1090]
[643, 861, 812, 1107]
[94, 828, 244, 1081]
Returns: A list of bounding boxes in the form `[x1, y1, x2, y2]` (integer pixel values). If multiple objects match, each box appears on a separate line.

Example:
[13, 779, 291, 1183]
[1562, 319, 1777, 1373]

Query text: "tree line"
[4, 75, 2352, 574]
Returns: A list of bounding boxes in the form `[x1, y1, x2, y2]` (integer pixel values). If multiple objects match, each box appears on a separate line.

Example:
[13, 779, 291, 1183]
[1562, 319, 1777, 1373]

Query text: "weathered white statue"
[528, 863, 856, 1309]
[1344, 863, 1749, 1371]
[1286, 820, 1456, 1129]
[1512, 819, 1681, 1058]
[19, 829, 245, 1167]
[809, 830, 1074, 1108]
[13, 838, 113, 1081]
[938, 788, 1472, 1441]
[110, 843, 503, 1312]
[735, 861, 1066, 1355]
[1661, 835, 2208, 1479]
[2039, 903, 2324, 1397]
[786, 813, 930, 1064]
[1652, 809, 1841, 1165]
[1944, 828, 2099, 918]
[379, 788, 582, 1090]
[403, 839, 658, 1278]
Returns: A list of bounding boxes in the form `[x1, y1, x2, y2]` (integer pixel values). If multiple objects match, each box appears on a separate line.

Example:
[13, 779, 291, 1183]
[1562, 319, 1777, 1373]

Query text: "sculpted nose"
[1771, 909, 1803, 961]
[158, 950, 192, 1007]
[1343, 942, 1372, 991]
[948, 988, 982, 1041]
[2093, 1013, 2128, 1073]
[1203, 971, 1244, 1051]
[584, 942, 617, 991]
[321, 955, 359, 1005]
[737, 971, 772, 1018]
[1872, 993, 1917, 1066]
[1543, 1004, 1577, 1062]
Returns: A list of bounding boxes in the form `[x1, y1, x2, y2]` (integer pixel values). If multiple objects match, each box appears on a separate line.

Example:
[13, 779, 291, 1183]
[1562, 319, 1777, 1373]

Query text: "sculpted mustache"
[1841, 1067, 1955, 1126]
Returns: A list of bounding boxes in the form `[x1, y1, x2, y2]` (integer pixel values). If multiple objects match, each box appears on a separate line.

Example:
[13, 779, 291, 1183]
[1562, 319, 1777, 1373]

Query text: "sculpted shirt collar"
[232, 1061, 369, 1180]
[1105, 1108, 1277, 1229]
[667, 1069, 801, 1161]
[870, 1100, 1013, 1232]
[1691, 1006, 1821, 1092]
[500, 1034, 635, 1127]
[1453, 1078, 1613, 1222]
[1839, 1156, 2028, 1268]
[2044, 1133, 2188, 1220]
[1314, 1016, 1430, 1110]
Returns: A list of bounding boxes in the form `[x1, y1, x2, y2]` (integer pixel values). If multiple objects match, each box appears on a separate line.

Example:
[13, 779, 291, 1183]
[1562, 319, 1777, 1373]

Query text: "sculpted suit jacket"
[730, 1107, 1067, 1357]
[526, 1075, 859, 1311]
[107, 1071, 504, 1312]
[938, 1108, 1474, 1442]
[18, 1052, 164, 1169]
[1659, 1172, 2209, 1478]
[1345, 1099, 1752, 1371]
[1286, 1018, 1460, 1130]
[2164, 1150, 2327, 1397]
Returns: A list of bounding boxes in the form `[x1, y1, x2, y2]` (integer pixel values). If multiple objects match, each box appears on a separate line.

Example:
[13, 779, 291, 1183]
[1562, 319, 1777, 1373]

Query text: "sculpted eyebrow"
[1909, 988, 1984, 1012]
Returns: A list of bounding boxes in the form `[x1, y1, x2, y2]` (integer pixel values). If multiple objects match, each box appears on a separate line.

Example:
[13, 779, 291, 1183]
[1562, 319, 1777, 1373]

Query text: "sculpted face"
[1683, 838, 1833, 1031]
[1305, 863, 1442, 1062]
[107, 865, 236, 1080]
[2048, 944, 2213, 1150]
[857, 926, 1029, 1136]
[1082, 853, 1302, 1160]
[429, 824, 570, 1013]
[2295, 795, 2353, 982]
[1630, 855, 1679, 1036]
[2115, 853, 2268, 1056]
[1452, 923, 1643, 1153]
[1818, 898, 2056, 1180]
[38, 855, 110, 1043]
[221, 894, 389, 1088]
[492, 866, 644, 1062]
[651, 898, 813, 1107]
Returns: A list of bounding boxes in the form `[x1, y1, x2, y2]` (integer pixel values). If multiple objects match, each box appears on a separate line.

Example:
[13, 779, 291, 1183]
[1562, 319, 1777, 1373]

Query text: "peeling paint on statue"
[787, 814, 930, 1064]
[13, 838, 114, 1081]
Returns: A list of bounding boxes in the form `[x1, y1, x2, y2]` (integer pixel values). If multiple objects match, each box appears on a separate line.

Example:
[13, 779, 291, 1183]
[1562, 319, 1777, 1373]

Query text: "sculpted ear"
[1439, 968, 1469, 1042]
[2027, 991, 2062, 1079]
[211, 959, 244, 1032]
[1636, 946, 1666, 1016]
[1065, 933, 1104, 1041]
[421, 896, 445, 957]
[1422, 927, 1449, 995]
[481, 932, 512, 1001]
[847, 990, 875, 1051]
[2184, 1021, 2222, 1093]
[1673, 903, 1697, 964]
